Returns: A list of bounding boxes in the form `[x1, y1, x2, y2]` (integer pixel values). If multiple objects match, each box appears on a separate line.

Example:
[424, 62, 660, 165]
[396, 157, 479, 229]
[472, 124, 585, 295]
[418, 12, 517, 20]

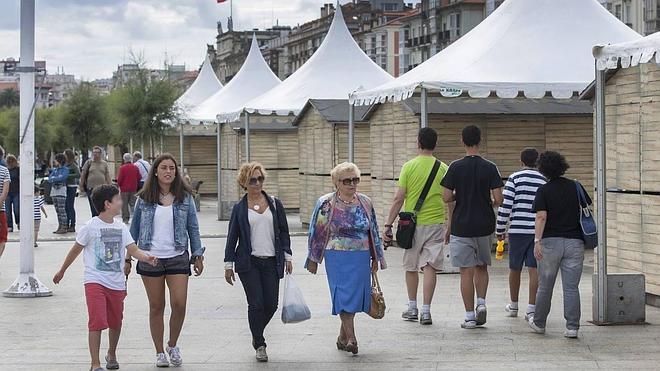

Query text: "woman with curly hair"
[528, 151, 592, 339]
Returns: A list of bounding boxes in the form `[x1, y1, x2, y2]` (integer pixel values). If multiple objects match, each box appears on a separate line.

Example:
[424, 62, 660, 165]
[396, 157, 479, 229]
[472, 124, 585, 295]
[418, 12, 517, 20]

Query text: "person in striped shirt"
[34, 185, 48, 247]
[496, 148, 546, 321]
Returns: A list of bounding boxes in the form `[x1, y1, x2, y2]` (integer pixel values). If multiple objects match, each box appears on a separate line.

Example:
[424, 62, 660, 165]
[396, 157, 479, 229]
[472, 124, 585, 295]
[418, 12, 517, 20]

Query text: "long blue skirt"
[324, 249, 371, 315]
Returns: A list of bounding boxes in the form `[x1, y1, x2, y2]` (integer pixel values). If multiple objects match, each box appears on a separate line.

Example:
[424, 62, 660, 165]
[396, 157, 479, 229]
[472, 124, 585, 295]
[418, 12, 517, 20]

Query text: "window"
[383, 3, 399, 11]
[615, 4, 622, 19]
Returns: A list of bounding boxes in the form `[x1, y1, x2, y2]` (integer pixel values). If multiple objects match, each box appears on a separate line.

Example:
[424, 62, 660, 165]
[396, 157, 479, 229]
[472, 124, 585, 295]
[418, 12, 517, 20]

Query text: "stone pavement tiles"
[1, 236, 660, 370]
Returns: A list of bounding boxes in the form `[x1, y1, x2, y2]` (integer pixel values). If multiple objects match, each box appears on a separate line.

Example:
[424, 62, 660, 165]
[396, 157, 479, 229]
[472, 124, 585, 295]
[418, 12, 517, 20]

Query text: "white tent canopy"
[350, 0, 640, 105]
[240, 4, 393, 117]
[175, 55, 224, 116]
[189, 35, 281, 124]
[594, 31, 660, 70]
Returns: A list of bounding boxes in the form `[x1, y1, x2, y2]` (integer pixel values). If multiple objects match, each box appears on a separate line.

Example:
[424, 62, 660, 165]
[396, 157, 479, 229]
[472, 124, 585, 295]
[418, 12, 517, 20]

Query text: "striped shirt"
[34, 196, 44, 220]
[496, 168, 546, 235]
[0, 165, 10, 212]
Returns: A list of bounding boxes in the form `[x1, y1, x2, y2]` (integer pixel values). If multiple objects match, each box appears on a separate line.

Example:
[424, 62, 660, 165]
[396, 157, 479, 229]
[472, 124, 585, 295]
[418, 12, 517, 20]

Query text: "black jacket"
[224, 191, 292, 279]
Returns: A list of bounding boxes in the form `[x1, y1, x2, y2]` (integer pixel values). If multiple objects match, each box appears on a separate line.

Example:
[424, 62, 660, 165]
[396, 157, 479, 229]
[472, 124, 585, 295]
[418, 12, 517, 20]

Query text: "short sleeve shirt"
[76, 217, 134, 290]
[0, 165, 10, 212]
[440, 155, 504, 237]
[398, 156, 449, 225]
[532, 177, 592, 240]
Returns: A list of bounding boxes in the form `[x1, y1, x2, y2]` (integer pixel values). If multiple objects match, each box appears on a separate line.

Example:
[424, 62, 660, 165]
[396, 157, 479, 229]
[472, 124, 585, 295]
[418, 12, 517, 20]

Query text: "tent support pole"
[594, 65, 608, 325]
[179, 123, 185, 170]
[245, 113, 251, 162]
[420, 87, 428, 128]
[217, 122, 222, 220]
[348, 102, 355, 163]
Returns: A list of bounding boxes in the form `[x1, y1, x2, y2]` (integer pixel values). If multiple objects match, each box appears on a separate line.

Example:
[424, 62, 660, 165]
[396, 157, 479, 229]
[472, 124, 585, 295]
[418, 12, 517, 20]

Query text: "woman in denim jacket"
[129, 154, 205, 368]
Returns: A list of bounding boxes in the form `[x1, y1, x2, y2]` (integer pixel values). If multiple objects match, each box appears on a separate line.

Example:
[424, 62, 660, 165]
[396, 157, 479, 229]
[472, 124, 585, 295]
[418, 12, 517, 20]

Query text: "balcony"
[405, 39, 412, 47]
[413, 37, 419, 46]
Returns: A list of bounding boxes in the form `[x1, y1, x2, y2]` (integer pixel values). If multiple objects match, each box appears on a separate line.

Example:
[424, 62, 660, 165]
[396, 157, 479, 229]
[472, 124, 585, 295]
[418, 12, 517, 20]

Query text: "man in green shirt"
[383, 128, 452, 325]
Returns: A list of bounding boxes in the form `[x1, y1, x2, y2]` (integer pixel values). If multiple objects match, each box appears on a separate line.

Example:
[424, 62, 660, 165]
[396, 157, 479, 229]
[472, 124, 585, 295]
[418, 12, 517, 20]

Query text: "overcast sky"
[0, 0, 417, 80]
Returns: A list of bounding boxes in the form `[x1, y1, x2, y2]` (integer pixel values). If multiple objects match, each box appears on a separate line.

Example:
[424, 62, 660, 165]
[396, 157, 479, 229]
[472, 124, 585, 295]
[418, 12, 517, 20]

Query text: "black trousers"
[238, 257, 280, 349]
[85, 187, 99, 217]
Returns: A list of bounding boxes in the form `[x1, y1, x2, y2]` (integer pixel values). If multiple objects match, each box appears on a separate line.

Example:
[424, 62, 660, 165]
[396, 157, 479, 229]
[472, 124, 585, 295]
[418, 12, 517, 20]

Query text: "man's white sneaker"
[476, 304, 487, 325]
[155, 353, 169, 368]
[461, 319, 477, 329]
[528, 318, 545, 334]
[564, 329, 579, 338]
[524, 312, 535, 321]
[505, 303, 519, 317]
[166, 346, 182, 367]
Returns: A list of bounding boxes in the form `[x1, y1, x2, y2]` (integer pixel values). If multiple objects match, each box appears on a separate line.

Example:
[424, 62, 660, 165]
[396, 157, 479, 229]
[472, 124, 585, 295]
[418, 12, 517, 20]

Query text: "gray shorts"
[450, 235, 492, 268]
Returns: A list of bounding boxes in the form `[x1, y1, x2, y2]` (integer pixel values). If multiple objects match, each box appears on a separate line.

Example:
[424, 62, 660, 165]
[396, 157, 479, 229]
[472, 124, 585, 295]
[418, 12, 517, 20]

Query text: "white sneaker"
[524, 312, 535, 321]
[528, 317, 545, 334]
[564, 329, 579, 338]
[155, 353, 169, 368]
[166, 346, 182, 367]
[505, 303, 519, 317]
[476, 304, 487, 325]
[461, 319, 477, 329]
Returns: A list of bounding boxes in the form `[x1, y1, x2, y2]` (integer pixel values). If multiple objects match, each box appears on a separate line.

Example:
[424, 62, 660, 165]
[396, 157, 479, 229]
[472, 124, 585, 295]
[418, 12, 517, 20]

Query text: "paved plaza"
[1, 198, 660, 370]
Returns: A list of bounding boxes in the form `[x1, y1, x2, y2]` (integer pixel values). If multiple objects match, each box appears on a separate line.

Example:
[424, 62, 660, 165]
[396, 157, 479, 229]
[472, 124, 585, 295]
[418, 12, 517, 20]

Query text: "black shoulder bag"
[396, 160, 441, 249]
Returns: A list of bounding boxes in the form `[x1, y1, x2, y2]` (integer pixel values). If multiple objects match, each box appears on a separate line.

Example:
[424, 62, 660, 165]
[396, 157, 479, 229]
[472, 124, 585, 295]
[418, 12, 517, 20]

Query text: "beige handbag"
[368, 272, 386, 319]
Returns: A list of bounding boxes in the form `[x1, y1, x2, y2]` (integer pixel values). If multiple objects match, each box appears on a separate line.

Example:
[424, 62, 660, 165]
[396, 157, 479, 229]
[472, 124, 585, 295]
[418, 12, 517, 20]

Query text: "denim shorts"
[508, 234, 537, 270]
[137, 250, 191, 277]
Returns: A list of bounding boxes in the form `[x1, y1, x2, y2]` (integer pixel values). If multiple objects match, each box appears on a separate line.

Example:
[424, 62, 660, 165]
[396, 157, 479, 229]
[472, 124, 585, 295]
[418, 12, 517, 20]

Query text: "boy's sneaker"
[564, 329, 579, 338]
[155, 353, 169, 368]
[524, 312, 535, 321]
[461, 319, 477, 329]
[476, 304, 487, 325]
[505, 303, 518, 317]
[402, 307, 419, 321]
[166, 346, 182, 367]
[419, 312, 432, 325]
[105, 355, 119, 370]
[528, 318, 545, 334]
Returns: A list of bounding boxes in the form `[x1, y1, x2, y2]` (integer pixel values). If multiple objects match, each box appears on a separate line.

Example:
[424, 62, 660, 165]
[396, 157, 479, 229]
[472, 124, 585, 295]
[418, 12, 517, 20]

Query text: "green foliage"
[59, 81, 108, 155]
[0, 88, 19, 108]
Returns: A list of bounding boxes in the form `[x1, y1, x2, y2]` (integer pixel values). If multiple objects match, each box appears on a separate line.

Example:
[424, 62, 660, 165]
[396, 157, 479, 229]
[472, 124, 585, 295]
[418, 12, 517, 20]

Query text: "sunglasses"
[249, 176, 265, 186]
[340, 177, 360, 186]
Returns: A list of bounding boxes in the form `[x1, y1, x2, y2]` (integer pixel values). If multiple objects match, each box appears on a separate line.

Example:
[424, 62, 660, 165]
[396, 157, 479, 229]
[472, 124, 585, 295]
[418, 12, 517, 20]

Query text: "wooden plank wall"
[162, 135, 218, 195]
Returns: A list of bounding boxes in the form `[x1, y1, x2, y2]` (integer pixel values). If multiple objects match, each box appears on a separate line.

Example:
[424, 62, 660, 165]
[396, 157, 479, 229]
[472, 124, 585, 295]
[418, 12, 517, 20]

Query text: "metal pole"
[348, 102, 355, 163]
[420, 87, 428, 128]
[179, 122, 185, 169]
[216, 122, 223, 220]
[129, 137, 133, 154]
[244, 113, 251, 162]
[4, 0, 52, 297]
[595, 65, 608, 324]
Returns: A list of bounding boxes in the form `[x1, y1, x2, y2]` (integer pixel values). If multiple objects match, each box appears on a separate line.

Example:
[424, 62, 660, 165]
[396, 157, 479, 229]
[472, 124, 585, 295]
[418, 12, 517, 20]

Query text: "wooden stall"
[295, 99, 373, 224]
[162, 124, 218, 195]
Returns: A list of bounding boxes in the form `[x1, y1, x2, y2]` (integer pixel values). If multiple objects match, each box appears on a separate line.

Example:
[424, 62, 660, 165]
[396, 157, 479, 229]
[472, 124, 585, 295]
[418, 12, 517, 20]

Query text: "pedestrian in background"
[34, 185, 47, 247]
[529, 151, 591, 339]
[383, 128, 451, 325]
[441, 125, 504, 329]
[0, 145, 6, 167]
[5, 154, 19, 233]
[224, 162, 293, 363]
[80, 146, 111, 217]
[306, 162, 386, 355]
[117, 153, 140, 224]
[65, 149, 80, 233]
[496, 148, 546, 322]
[0, 161, 10, 261]
[133, 151, 151, 191]
[49, 153, 70, 234]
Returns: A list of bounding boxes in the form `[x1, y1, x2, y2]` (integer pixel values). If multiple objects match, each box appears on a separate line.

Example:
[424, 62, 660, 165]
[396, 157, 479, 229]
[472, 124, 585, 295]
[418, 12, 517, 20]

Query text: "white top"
[76, 217, 134, 291]
[350, 0, 640, 105]
[134, 159, 151, 182]
[249, 208, 276, 257]
[150, 205, 183, 259]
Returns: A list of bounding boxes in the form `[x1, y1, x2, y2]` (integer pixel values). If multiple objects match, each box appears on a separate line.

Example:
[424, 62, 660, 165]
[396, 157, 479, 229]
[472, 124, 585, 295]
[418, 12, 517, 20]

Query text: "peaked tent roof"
[189, 35, 281, 123]
[175, 55, 223, 116]
[241, 4, 393, 117]
[594, 31, 660, 70]
[350, 0, 640, 106]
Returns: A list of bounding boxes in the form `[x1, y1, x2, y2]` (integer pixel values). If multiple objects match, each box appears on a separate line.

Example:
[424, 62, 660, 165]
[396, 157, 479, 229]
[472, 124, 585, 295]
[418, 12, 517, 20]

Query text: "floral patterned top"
[325, 202, 370, 252]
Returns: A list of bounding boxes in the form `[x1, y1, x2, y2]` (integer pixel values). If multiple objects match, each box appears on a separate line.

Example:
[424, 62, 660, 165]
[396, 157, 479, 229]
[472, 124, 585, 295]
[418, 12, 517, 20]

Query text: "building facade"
[601, 0, 659, 35]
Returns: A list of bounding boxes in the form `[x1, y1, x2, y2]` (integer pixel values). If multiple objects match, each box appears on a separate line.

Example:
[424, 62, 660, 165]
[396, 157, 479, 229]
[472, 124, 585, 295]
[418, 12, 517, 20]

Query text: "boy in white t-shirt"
[53, 184, 157, 371]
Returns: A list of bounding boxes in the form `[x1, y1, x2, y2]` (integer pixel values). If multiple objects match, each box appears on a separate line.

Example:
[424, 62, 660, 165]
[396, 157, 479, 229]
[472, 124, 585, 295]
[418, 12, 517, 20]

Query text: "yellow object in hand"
[496, 240, 505, 260]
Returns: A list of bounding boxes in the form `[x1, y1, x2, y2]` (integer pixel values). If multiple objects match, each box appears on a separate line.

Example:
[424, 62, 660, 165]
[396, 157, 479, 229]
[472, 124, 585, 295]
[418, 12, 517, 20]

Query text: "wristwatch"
[384, 224, 393, 228]
[534, 238, 541, 243]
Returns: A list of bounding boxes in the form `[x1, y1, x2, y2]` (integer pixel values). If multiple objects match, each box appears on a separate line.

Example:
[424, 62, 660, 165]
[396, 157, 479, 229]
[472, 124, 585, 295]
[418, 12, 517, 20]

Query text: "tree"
[0, 88, 19, 108]
[60, 82, 108, 162]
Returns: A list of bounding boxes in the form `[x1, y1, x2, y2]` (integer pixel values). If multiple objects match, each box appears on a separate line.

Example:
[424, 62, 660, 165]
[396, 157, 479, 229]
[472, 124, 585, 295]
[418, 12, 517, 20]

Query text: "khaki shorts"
[402, 224, 446, 272]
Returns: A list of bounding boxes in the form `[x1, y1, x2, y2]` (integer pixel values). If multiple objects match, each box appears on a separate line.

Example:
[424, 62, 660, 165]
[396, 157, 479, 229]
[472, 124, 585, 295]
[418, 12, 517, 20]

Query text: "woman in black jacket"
[224, 162, 293, 363]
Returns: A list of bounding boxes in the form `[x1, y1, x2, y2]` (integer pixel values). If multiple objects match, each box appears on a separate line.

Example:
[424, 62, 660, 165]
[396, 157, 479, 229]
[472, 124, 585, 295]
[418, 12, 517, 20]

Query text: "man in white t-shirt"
[132, 151, 151, 191]
[53, 184, 157, 371]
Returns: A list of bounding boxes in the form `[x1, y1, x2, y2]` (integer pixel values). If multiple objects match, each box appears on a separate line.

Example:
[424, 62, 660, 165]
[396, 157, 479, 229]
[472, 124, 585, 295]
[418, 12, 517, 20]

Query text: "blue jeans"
[65, 186, 77, 228]
[6, 193, 19, 229]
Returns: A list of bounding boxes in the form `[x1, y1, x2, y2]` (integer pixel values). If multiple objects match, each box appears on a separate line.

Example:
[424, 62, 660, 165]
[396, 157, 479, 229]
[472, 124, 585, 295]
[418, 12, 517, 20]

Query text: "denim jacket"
[129, 194, 205, 257]
[48, 166, 69, 186]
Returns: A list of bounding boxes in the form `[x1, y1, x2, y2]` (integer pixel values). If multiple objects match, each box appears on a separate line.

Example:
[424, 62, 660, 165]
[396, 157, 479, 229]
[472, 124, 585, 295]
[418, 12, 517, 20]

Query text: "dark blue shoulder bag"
[574, 180, 597, 249]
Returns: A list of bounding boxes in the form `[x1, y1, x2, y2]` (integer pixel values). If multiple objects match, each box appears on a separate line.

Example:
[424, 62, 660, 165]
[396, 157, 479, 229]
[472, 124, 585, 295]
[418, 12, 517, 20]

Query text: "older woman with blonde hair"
[224, 162, 293, 363]
[306, 162, 386, 355]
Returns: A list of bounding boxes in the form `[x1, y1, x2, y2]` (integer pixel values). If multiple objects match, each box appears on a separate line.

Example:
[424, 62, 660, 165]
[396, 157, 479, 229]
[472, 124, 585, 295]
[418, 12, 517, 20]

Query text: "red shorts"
[0, 212, 7, 243]
[84, 283, 126, 331]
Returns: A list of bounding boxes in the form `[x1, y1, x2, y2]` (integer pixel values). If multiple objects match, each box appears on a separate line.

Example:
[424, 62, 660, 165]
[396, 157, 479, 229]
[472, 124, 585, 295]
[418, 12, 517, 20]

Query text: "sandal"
[345, 340, 358, 355]
[336, 336, 347, 351]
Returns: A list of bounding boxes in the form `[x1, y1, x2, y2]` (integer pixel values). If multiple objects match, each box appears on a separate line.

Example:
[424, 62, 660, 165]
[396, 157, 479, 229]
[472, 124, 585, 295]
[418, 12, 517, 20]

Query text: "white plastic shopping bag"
[281, 275, 311, 324]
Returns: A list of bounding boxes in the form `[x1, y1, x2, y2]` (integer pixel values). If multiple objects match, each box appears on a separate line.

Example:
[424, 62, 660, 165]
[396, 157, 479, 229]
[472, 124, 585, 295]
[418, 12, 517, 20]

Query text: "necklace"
[337, 192, 356, 205]
[159, 192, 172, 201]
[248, 195, 263, 211]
